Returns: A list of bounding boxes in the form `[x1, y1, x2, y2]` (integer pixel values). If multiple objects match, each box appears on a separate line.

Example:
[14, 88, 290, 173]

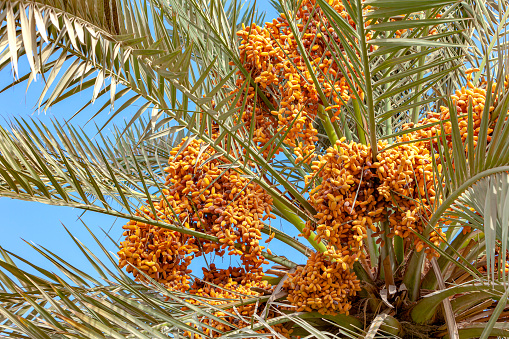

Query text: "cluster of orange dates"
[233, 0, 375, 163]
[118, 136, 287, 337]
[119, 136, 275, 285]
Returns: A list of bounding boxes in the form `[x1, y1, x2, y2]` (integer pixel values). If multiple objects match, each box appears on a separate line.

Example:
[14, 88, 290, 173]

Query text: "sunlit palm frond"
[0, 0, 266, 136]
[1, 0, 181, 116]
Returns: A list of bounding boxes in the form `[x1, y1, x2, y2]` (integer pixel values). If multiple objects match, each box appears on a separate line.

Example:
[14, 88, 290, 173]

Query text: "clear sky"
[0, 2, 305, 279]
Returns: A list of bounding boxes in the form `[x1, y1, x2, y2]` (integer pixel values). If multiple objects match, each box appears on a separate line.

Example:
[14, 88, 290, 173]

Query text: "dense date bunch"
[304, 139, 386, 265]
[163, 137, 274, 279]
[286, 78, 505, 315]
[370, 85, 501, 251]
[290, 140, 384, 314]
[118, 205, 196, 291]
[118, 137, 274, 292]
[305, 75, 506, 261]
[233, 0, 373, 162]
[393, 71, 507, 239]
[285, 252, 361, 315]
[117, 137, 290, 336]
[375, 140, 446, 256]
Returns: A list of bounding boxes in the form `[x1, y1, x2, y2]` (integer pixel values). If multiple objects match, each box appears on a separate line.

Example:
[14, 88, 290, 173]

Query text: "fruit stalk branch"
[272, 198, 327, 253]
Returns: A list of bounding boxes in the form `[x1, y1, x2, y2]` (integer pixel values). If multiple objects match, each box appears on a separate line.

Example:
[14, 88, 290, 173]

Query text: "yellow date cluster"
[373, 79, 497, 250]
[286, 78, 503, 314]
[393, 73, 506, 237]
[232, 0, 373, 163]
[118, 205, 196, 291]
[304, 140, 386, 264]
[163, 137, 274, 279]
[285, 252, 361, 315]
[118, 137, 274, 291]
[375, 139, 446, 256]
[288, 140, 385, 315]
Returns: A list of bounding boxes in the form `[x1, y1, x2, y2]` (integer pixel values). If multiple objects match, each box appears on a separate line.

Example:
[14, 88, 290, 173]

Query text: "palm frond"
[0, 0, 266, 134]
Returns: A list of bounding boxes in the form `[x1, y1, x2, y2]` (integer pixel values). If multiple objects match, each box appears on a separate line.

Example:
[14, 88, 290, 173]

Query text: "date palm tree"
[0, 0, 508, 338]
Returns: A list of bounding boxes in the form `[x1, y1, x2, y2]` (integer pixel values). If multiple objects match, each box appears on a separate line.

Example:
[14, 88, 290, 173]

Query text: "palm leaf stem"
[402, 249, 426, 302]
[383, 77, 393, 143]
[272, 198, 327, 253]
[380, 221, 395, 287]
[356, 0, 377, 161]
[393, 236, 404, 266]
[365, 227, 379, 269]
[431, 257, 459, 339]
[317, 105, 339, 146]
[340, 108, 353, 141]
[352, 98, 367, 144]
[262, 223, 312, 256]
[280, 147, 309, 178]
[411, 10, 431, 123]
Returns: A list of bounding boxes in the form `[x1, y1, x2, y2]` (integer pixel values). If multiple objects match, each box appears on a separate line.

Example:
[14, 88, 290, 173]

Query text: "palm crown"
[0, 0, 508, 338]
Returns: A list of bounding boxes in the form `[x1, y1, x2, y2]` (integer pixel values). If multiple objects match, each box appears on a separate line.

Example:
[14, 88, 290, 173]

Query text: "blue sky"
[0, 1, 305, 279]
